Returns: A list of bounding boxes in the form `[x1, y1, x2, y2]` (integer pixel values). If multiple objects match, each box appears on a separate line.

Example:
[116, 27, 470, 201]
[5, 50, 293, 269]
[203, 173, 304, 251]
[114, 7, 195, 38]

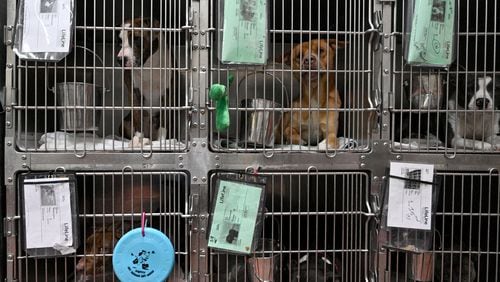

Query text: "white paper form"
[387, 162, 434, 230]
[23, 177, 73, 249]
[21, 0, 72, 53]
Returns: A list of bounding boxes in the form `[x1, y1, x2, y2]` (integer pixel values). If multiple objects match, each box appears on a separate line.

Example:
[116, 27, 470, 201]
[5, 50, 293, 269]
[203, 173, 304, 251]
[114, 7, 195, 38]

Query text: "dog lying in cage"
[443, 75, 500, 150]
[74, 222, 186, 281]
[117, 17, 176, 147]
[75, 222, 130, 280]
[395, 73, 500, 151]
[75, 175, 186, 281]
[275, 38, 346, 149]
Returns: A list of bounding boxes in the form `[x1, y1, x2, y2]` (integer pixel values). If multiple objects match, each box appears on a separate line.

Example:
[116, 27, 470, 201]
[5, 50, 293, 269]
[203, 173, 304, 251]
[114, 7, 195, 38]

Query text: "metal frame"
[3, 0, 500, 281]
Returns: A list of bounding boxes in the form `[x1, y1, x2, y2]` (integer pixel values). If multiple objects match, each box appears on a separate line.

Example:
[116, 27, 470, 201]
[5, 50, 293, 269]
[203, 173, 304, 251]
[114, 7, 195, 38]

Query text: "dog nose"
[475, 98, 489, 108]
[303, 56, 317, 67]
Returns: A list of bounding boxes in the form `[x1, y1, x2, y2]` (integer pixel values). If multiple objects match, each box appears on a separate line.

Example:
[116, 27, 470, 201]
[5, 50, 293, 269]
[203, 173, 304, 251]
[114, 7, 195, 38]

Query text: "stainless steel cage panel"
[12, 0, 191, 153]
[209, 0, 377, 153]
[12, 171, 189, 281]
[382, 172, 500, 281]
[391, 0, 500, 154]
[207, 171, 374, 281]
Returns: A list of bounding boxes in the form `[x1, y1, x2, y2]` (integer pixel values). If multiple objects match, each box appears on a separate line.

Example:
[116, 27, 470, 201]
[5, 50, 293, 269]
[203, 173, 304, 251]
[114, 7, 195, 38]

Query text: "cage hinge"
[3, 217, 17, 237]
[9, 88, 18, 106]
[3, 25, 14, 46]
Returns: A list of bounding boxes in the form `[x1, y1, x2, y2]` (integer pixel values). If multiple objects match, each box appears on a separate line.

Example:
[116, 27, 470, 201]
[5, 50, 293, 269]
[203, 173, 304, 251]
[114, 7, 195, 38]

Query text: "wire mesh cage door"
[381, 171, 500, 281]
[208, 0, 377, 154]
[13, 171, 190, 281]
[391, 0, 500, 155]
[207, 171, 374, 281]
[13, 0, 191, 153]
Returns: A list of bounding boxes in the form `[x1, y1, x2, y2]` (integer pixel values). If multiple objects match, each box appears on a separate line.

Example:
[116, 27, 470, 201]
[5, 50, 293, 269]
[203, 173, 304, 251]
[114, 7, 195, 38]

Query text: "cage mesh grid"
[208, 0, 376, 153]
[14, 171, 189, 281]
[208, 171, 373, 281]
[391, 0, 500, 154]
[384, 172, 500, 281]
[13, 0, 190, 153]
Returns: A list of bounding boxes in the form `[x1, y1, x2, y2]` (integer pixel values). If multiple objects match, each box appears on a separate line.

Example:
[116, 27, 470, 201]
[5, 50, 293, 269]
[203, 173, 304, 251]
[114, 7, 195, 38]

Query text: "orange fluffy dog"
[277, 39, 345, 148]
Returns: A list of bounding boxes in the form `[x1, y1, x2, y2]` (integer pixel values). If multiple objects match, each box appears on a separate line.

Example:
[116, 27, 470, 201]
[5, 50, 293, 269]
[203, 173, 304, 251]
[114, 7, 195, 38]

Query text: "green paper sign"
[208, 180, 263, 254]
[406, 0, 455, 66]
[221, 0, 268, 64]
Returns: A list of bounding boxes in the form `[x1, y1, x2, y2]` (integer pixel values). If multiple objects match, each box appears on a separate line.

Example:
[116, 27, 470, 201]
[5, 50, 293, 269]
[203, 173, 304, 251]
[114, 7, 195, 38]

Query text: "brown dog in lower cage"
[275, 38, 346, 148]
[75, 222, 186, 282]
[75, 175, 186, 280]
[75, 222, 130, 279]
[75, 221, 186, 281]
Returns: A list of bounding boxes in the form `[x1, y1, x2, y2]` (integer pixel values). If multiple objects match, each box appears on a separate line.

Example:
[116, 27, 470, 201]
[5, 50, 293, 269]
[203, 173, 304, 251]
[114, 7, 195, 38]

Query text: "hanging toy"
[209, 74, 234, 131]
[112, 212, 175, 281]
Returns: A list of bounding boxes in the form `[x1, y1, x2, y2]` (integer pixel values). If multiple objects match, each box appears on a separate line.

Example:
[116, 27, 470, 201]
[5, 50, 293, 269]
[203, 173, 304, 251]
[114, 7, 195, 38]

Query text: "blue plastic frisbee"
[112, 227, 175, 282]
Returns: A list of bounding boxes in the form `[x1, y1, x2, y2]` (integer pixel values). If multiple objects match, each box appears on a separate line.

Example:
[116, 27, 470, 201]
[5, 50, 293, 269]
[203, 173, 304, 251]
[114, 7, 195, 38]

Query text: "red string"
[141, 211, 146, 237]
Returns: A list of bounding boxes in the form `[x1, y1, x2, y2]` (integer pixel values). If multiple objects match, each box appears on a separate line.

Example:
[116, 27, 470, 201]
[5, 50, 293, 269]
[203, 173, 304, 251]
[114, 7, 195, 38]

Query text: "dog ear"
[274, 50, 292, 66]
[151, 18, 161, 28]
[329, 39, 347, 49]
[113, 227, 124, 240]
[140, 18, 159, 28]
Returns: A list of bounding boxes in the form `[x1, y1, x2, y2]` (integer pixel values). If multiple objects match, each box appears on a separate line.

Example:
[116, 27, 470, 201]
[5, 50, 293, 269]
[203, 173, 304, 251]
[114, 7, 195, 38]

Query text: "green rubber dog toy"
[209, 74, 234, 131]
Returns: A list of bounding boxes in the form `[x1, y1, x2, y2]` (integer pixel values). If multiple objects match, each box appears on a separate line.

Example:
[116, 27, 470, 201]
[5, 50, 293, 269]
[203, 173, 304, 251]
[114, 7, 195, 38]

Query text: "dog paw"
[486, 136, 500, 151]
[157, 127, 167, 140]
[129, 135, 151, 147]
[317, 139, 337, 150]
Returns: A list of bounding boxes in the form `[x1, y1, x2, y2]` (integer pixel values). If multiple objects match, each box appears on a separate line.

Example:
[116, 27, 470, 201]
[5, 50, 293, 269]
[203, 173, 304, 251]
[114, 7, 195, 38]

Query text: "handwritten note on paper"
[387, 162, 434, 230]
[23, 177, 73, 249]
[221, 0, 268, 64]
[406, 0, 455, 66]
[21, 0, 72, 53]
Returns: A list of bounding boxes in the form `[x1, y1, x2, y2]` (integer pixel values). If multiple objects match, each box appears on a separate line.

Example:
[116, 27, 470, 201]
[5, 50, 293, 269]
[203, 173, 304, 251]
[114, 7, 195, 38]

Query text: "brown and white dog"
[117, 18, 173, 146]
[276, 38, 345, 149]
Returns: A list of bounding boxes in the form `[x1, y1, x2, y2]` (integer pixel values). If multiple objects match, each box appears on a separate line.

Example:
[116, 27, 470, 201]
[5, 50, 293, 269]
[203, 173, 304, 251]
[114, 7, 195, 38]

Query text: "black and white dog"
[444, 75, 500, 150]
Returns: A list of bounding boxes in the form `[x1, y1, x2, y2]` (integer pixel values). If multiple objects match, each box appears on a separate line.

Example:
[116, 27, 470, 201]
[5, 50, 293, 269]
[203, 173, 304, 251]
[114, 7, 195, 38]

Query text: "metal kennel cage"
[391, 0, 500, 154]
[11, 0, 191, 153]
[382, 171, 500, 281]
[208, 0, 378, 153]
[11, 170, 190, 281]
[2, 0, 500, 281]
[207, 171, 374, 281]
